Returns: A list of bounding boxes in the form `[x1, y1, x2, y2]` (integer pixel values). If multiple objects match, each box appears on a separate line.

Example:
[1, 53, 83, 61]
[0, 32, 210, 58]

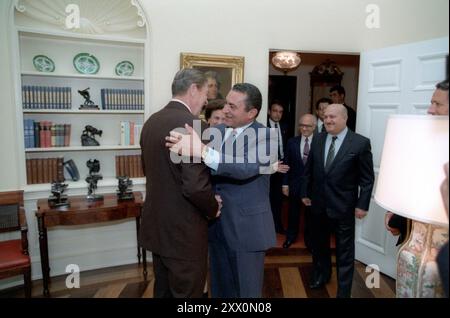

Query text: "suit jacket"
[282, 135, 311, 197]
[139, 101, 218, 261]
[208, 121, 277, 251]
[301, 130, 374, 219]
[267, 119, 288, 159]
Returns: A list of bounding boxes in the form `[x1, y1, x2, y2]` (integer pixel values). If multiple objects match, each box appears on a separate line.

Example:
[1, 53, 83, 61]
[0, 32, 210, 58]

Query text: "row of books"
[115, 155, 144, 178]
[22, 86, 71, 109]
[120, 121, 143, 146]
[24, 120, 71, 148]
[26, 157, 64, 184]
[101, 89, 144, 110]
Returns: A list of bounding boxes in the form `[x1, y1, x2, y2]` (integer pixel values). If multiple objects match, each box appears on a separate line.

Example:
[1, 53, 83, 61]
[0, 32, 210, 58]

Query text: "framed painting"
[180, 52, 245, 101]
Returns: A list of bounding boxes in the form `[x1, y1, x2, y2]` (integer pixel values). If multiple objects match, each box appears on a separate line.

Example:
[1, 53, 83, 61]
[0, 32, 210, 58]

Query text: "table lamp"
[375, 115, 449, 298]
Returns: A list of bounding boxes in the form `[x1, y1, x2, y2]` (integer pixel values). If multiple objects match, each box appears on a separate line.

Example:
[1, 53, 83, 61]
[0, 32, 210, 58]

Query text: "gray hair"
[172, 68, 207, 96]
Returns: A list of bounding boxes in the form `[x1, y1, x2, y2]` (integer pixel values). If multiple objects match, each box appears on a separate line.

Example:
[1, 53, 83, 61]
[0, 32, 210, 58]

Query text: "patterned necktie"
[325, 136, 337, 171]
[302, 137, 309, 165]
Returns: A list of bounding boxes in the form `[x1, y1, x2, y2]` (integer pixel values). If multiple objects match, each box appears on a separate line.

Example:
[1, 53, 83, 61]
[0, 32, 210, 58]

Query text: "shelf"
[22, 71, 144, 81]
[18, 27, 146, 45]
[24, 177, 146, 193]
[23, 109, 144, 114]
[26, 145, 141, 153]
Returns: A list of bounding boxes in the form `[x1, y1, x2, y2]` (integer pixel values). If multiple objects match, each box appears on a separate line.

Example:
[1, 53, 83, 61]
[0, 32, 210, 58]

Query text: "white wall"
[1, 0, 449, 190]
[0, 0, 21, 191]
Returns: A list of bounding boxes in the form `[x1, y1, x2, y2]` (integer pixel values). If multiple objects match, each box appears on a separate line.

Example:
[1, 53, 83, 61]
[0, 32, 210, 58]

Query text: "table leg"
[37, 215, 50, 297]
[142, 248, 147, 280]
[135, 216, 141, 264]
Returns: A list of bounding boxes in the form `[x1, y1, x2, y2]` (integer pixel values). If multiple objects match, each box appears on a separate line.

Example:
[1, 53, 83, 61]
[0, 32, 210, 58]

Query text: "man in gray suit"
[167, 83, 277, 298]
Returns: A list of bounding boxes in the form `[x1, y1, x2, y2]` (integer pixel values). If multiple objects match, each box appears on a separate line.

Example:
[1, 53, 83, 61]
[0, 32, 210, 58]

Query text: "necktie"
[321, 124, 326, 133]
[222, 129, 237, 151]
[302, 137, 309, 165]
[325, 136, 337, 171]
[275, 123, 282, 160]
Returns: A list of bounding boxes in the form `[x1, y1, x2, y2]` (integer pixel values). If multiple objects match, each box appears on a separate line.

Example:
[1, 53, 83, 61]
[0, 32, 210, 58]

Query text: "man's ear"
[249, 108, 258, 119]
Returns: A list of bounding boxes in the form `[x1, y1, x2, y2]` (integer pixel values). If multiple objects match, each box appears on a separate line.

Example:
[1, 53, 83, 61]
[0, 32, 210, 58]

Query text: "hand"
[441, 162, 449, 218]
[215, 195, 222, 218]
[165, 124, 204, 158]
[282, 186, 289, 197]
[276, 161, 290, 173]
[385, 211, 400, 236]
[355, 208, 367, 219]
[302, 198, 311, 206]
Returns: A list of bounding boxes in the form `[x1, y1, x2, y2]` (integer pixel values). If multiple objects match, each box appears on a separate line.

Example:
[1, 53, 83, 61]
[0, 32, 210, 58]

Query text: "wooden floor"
[0, 240, 395, 298]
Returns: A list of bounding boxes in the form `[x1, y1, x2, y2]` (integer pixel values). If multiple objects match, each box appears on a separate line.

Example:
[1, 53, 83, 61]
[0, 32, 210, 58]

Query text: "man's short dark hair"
[330, 85, 346, 96]
[171, 68, 207, 96]
[232, 83, 262, 115]
[204, 99, 225, 121]
[315, 97, 333, 110]
[269, 100, 284, 111]
[436, 79, 449, 92]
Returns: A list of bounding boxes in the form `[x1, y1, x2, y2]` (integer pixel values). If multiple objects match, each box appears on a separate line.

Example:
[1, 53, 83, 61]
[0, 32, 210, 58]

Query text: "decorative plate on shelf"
[73, 53, 100, 74]
[115, 61, 135, 76]
[33, 55, 55, 72]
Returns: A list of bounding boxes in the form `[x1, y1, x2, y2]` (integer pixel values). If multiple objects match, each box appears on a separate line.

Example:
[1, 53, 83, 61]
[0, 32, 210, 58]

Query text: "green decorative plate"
[115, 61, 134, 76]
[33, 55, 55, 72]
[73, 53, 100, 74]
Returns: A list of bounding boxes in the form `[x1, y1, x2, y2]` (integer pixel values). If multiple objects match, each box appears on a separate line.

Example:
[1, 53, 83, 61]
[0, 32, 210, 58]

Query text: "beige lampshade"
[374, 115, 449, 227]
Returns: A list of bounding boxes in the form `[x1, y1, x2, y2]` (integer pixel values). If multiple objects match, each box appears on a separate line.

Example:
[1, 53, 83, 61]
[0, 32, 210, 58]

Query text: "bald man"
[282, 114, 317, 249]
[301, 104, 375, 298]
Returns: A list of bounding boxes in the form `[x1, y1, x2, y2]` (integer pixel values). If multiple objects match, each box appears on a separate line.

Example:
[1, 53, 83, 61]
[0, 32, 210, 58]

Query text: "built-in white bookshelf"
[18, 26, 146, 187]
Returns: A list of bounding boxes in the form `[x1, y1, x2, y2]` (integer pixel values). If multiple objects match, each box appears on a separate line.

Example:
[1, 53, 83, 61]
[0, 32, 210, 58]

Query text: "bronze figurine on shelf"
[116, 176, 134, 200]
[81, 125, 102, 146]
[78, 87, 99, 110]
[48, 182, 69, 207]
[85, 159, 103, 201]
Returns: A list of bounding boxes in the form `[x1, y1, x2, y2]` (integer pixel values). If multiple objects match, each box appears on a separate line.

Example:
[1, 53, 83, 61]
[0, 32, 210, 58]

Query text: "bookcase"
[16, 27, 147, 190]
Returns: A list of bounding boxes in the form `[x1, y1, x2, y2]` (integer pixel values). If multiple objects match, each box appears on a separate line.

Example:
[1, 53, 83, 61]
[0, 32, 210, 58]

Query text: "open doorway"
[267, 51, 360, 249]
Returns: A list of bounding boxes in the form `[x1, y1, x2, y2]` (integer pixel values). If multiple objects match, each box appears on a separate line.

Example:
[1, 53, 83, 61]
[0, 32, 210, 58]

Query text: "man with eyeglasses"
[281, 114, 317, 249]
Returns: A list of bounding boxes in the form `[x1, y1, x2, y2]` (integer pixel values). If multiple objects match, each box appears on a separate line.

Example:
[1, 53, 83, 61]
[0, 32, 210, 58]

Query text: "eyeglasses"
[299, 124, 313, 128]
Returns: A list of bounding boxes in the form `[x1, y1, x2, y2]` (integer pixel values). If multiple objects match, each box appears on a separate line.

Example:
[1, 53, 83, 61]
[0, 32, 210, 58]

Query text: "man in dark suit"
[314, 98, 332, 134]
[282, 114, 317, 249]
[301, 104, 374, 298]
[330, 85, 357, 131]
[166, 83, 278, 298]
[139, 69, 220, 298]
[267, 101, 289, 234]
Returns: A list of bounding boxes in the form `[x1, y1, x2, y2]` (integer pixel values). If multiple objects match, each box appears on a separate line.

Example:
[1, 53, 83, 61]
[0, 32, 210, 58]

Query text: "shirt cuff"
[203, 147, 220, 171]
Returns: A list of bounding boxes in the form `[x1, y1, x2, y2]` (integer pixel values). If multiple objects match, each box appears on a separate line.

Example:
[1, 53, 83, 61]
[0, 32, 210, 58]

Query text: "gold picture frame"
[180, 52, 245, 99]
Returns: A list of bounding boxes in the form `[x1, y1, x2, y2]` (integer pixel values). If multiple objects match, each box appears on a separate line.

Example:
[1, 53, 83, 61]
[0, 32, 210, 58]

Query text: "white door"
[355, 37, 449, 278]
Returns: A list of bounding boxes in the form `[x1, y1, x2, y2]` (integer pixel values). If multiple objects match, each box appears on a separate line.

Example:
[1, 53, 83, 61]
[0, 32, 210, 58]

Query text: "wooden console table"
[36, 192, 147, 296]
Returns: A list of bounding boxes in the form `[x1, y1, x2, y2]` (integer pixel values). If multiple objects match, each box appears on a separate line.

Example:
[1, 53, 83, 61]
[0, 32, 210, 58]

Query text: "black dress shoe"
[283, 239, 294, 248]
[309, 279, 326, 289]
[202, 292, 209, 298]
[309, 275, 331, 289]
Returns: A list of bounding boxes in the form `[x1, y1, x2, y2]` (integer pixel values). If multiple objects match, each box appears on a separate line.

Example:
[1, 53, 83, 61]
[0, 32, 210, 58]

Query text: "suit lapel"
[327, 131, 354, 174]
